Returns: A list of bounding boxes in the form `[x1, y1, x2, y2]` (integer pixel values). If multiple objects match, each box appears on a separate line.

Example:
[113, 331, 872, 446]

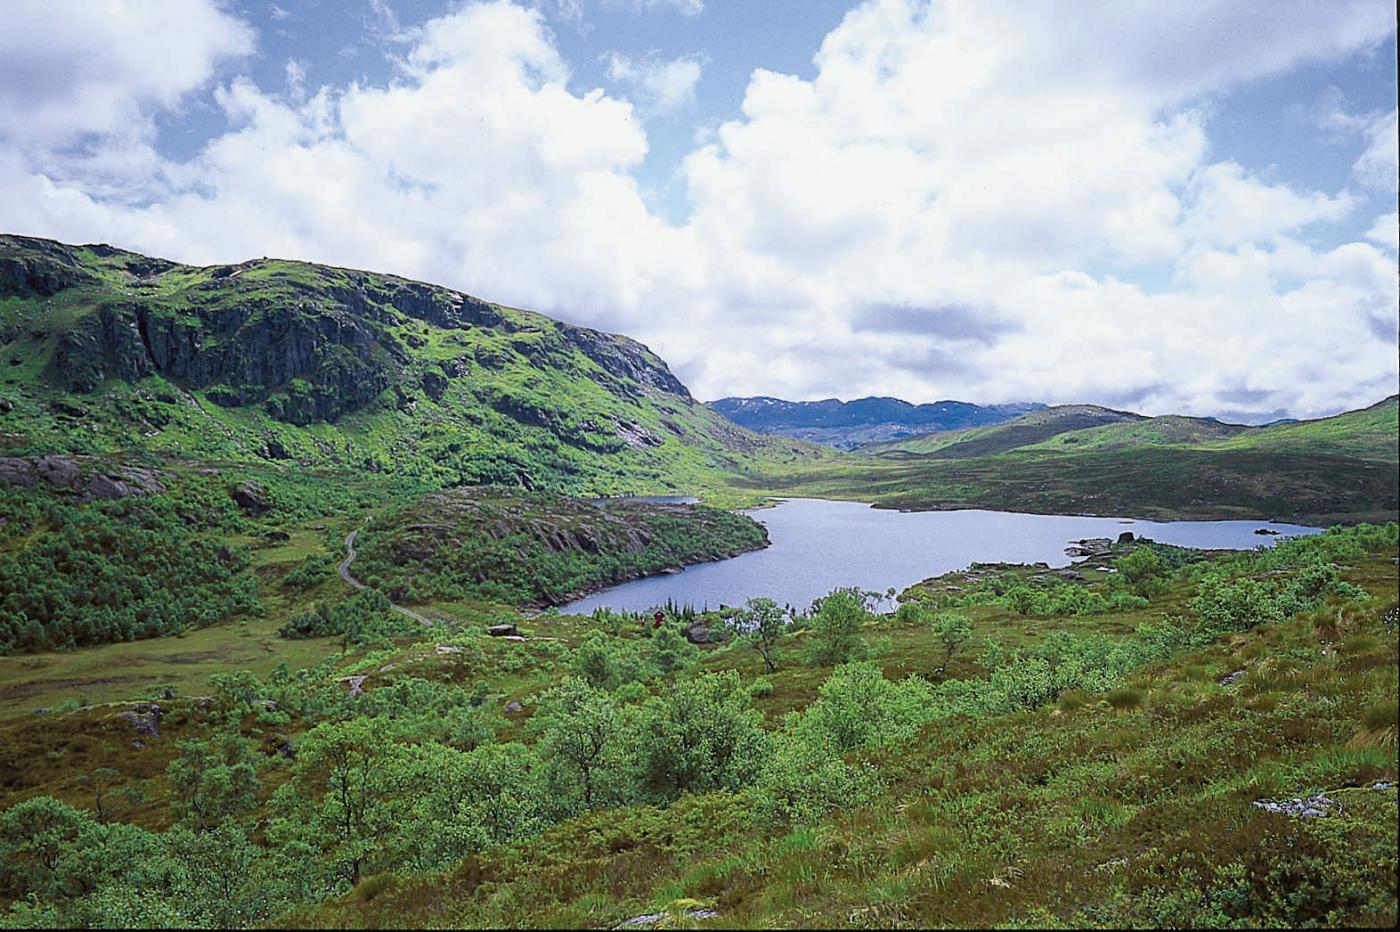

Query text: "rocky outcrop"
[563, 325, 691, 400]
[0, 455, 166, 501]
[1252, 793, 1339, 819]
[229, 480, 272, 516]
[117, 703, 162, 737]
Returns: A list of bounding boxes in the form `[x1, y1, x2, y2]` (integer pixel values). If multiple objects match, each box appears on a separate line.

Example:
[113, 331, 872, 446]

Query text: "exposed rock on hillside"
[0, 454, 165, 501]
[352, 487, 769, 607]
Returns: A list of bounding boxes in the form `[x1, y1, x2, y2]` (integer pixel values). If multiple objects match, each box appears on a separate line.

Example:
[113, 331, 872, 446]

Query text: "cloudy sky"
[1, 0, 1396, 421]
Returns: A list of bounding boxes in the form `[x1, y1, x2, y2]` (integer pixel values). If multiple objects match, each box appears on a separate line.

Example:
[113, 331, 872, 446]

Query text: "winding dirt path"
[340, 528, 437, 628]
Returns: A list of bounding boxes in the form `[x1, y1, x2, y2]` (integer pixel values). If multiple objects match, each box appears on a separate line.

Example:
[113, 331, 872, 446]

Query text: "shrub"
[806, 589, 870, 667]
[1106, 687, 1144, 710]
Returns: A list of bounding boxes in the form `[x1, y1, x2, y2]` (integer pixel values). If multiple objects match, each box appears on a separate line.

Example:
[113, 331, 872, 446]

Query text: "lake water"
[560, 498, 1321, 615]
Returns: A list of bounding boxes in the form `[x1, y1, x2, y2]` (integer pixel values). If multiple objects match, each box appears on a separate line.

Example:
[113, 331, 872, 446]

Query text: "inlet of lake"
[560, 498, 1321, 615]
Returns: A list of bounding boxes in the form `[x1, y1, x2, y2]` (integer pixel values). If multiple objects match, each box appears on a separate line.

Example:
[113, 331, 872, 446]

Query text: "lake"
[560, 498, 1321, 615]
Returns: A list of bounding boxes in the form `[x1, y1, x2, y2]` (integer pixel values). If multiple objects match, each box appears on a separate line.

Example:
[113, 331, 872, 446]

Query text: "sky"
[0, 1, 1396, 422]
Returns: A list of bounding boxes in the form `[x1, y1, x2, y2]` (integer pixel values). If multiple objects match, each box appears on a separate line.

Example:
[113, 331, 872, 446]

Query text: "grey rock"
[1218, 669, 1245, 687]
[229, 480, 272, 516]
[118, 703, 162, 737]
[1252, 793, 1339, 818]
[615, 909, 719, 929]
[488, 623, 519, 637]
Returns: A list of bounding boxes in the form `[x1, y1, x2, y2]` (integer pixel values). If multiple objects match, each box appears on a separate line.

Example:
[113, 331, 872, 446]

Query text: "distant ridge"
[706, 395, 1045, 449]
[865, 404, 1146, 457]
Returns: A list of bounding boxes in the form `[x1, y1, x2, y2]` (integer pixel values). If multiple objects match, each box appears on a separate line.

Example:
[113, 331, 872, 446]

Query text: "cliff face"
[0, 235, 817, 492]
[4, 236, 688, 428]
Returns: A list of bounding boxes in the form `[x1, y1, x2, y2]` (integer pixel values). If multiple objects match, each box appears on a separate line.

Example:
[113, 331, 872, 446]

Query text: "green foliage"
[273, 716, 406, 888]
[725, 597, 790, 673]
[928, 611, 973, 673]
[534, 677, 634, 810]
[648, 624, 699, 676]
[279, 589, 423, 646]
[806, 588, 870, 667]
[1115, 545, 1165, 595]
[166, 732, 261, 831]
[634, 672, 768, 801]
[0, 494, 260, 653]
[352, 489, 768, 608]
[570, 631, 655, 690]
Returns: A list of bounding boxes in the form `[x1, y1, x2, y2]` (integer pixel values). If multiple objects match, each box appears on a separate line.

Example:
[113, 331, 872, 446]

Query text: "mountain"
[1204, 394, 1399, 463]
[706, 395, 1044, 449]
[751, 397, 1399, 525]
[865, 404, 1146, 457]
[0, 235, 824, 494]
[869, 397, 1399, 465]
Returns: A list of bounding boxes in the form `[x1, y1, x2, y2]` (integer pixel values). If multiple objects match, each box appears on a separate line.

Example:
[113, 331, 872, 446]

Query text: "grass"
[2, 522, 1390, 927]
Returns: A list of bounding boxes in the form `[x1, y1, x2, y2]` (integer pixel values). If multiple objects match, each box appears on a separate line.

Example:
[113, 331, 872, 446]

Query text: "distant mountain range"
[706, 396, 1045, 449]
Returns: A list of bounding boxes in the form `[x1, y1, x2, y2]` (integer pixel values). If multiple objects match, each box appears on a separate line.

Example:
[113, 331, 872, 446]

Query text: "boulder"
[1117, 531, 1135, 544]
[421, 369, 449, 401]
[488, 623, 520, 637]
[504, 700, 523, 713]
[0, 454, 165, 501]
[682, 622, 715, 645]
[117, 703, 162, 737]
[230, 480, 272, 516]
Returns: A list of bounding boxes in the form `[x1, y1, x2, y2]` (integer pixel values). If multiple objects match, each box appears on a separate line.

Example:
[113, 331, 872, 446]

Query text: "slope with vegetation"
[708, 395, 1044, 449]
[0, 522, 1392, 928]
[0, 234, 825, 497]
[747, 396, 1399, 526]
[865, 404, 1147, 457]
[349, 487, 768, 607]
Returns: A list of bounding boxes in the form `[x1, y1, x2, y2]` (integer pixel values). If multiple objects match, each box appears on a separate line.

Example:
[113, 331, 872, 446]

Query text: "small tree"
[536, 677, 620, 809]
[1115, 547, 1164, 596]
[78, 767, 134, 824]
[807, 589, 870, 667]
[727, 597, 789, 673]
[166, 732, 260, 831]
[284, 716, 407, 887]
[649, 624, 699, 675]
[930, 612, 973, 674]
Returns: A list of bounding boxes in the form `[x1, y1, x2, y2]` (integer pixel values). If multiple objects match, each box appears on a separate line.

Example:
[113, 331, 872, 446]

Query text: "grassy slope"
[745, 397, 1399, 526]
[283, 544, 1399, 929]
[1204, 395, 1400, 463]
[1017, 414, 1251, 452]
[864, 405, 1146, 457]
[350, 487, 769, 607]
[0, 235, 830, 500]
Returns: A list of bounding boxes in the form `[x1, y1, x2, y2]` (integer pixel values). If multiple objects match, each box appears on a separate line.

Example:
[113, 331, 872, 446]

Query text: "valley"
[0, 236, 1395, 929]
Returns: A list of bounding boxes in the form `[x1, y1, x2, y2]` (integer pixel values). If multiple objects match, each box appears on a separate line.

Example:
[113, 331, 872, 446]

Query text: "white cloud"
[1354, 109, 1399, 191]
[608, 0, 704, 14]
[1366, 211, 1399, 253]
[0, 0, 253, 148]
[606, 52, 703, 112]
[0, 0, 1395, 422]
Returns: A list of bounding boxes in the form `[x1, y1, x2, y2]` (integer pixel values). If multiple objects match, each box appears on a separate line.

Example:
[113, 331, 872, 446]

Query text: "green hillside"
[1, 519, 1393, 928]
[0, 235, 825, 497]
[866, 404, 1145, 457]
[1018, 414, 1251, 452]
[1203, 395, 1400, 463]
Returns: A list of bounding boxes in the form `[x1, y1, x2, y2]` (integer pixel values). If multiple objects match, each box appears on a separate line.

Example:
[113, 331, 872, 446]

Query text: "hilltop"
[865, 404, 1145, 457]
[750, 397, 1400, 526]
[0, 235, 825, 496]
[707, 395, 1043, 449]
